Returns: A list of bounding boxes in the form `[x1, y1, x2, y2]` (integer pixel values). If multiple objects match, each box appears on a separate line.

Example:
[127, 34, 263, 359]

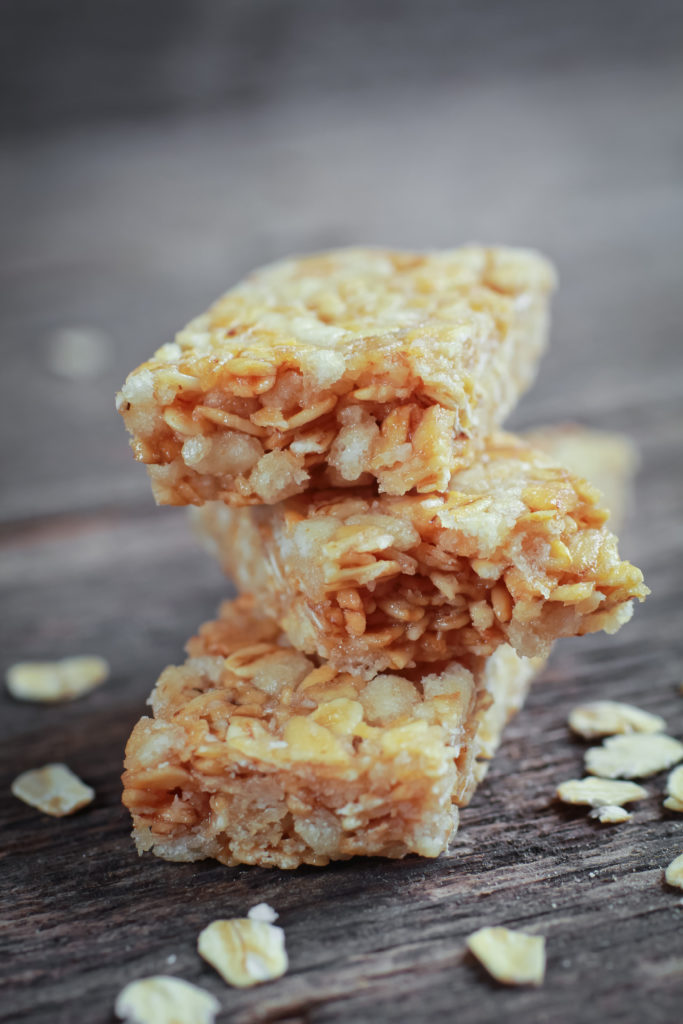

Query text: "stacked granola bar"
[118, 247, 647, 868]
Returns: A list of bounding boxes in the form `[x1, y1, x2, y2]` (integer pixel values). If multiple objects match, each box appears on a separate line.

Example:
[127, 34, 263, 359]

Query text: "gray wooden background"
[1, 3, 682, 1022]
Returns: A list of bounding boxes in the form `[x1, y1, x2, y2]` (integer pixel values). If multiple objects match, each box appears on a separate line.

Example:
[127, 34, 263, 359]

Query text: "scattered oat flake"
[11, 764, 94, 817]
[556, 777, 648, 808]
[6, 655, 110, 703]
[247, 902, 279, 923]
[665, 853, 683, 891]
[115, 976, 219, 1024]
[568, 700, 666, 739]
[664, 765, 683, 809]
[585, 733, 683, 779]
[466, 926, 545, 986]
[198, 919, 288, 988]
[588, 805, 632, 824]
[46, 326, 110, 380]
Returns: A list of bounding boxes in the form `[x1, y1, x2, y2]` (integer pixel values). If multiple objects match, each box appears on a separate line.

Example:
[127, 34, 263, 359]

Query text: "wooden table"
[2, 8, 682, 1020]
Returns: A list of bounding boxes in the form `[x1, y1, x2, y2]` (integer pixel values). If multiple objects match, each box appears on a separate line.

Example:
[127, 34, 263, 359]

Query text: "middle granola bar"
[195, 431, 647, 676]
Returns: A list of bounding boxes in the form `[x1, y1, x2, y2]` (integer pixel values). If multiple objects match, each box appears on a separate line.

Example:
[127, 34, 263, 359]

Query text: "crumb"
[588, 805, 632, 824]
[247, 903, 279, 924]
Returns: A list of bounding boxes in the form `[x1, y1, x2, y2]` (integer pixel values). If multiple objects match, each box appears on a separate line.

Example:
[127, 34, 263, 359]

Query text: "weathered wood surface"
[1, 4, 682, 1022]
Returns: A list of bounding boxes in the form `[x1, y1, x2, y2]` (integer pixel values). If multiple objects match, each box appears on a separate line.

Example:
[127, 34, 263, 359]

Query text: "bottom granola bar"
[122, 595, 540, 868]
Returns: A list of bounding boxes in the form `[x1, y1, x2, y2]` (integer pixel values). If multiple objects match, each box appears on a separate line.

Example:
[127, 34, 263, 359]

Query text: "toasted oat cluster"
[524, 424, 637, 531]
[117, 247, 555, 505]
[122, 596, 539, 869]
[194, 432, 647, 676]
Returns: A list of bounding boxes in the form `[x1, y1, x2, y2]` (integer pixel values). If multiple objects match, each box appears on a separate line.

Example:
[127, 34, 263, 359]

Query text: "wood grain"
[1, 4, 682, 1021]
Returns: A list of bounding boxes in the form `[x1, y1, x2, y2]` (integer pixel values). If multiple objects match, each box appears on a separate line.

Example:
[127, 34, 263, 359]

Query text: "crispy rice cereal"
[115, 976, 220, 1024]
[11, 763, 95, 817]
[585, 733, 683, 779]
[122, 596, 539, 869]
[247, 903, 279, 923]
[117, 247, 554, 505]
[466, 926, 545, 986]
[568, 700, 665, 740]
[198, 918, 288, 987]
[194, 432, 647, 675]
[6, 655, 110, 702]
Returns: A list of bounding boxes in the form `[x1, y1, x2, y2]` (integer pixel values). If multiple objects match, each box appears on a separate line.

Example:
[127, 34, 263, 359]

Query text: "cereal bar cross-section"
[194, 432, 647, 676]
[121, 596, 539, 869]
[117, 247, 555, 505]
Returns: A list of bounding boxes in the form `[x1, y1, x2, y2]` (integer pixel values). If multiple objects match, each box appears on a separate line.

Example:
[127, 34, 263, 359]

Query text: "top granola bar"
[117, 246, 555, 504]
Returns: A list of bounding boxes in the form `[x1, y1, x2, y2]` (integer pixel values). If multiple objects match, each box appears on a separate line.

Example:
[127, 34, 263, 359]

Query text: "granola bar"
[193, 431, 647, 676]
[117, 247, 554, 505]
[121, 596, 540, 868]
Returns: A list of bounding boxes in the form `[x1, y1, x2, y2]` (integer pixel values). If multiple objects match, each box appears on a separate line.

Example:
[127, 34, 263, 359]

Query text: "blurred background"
[1, 0, 681, 694]
[2, 0, 682, 518]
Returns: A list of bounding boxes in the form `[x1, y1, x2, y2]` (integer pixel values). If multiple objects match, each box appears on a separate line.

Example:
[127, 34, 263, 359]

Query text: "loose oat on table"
[663, 764, 683, 812]
[121, 595, 540, 868]
[195, 431, 647, 676]
[466, 926, 545, 986]
[115, 976, 220, 1024]
[118, 246, 555, 505]
[47, 326, 110, 379]
[198, 918, 288, 987]
[665, 853, 683, 890]
[556, 777, 648, 808]
[588, 804, 632, 824]
[585, 733, 683, 779]
[6, 655, 110, 702]
[11, 763, 95, 817]
[247, 903, 279, 923]
[568, 700, 665, 740]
